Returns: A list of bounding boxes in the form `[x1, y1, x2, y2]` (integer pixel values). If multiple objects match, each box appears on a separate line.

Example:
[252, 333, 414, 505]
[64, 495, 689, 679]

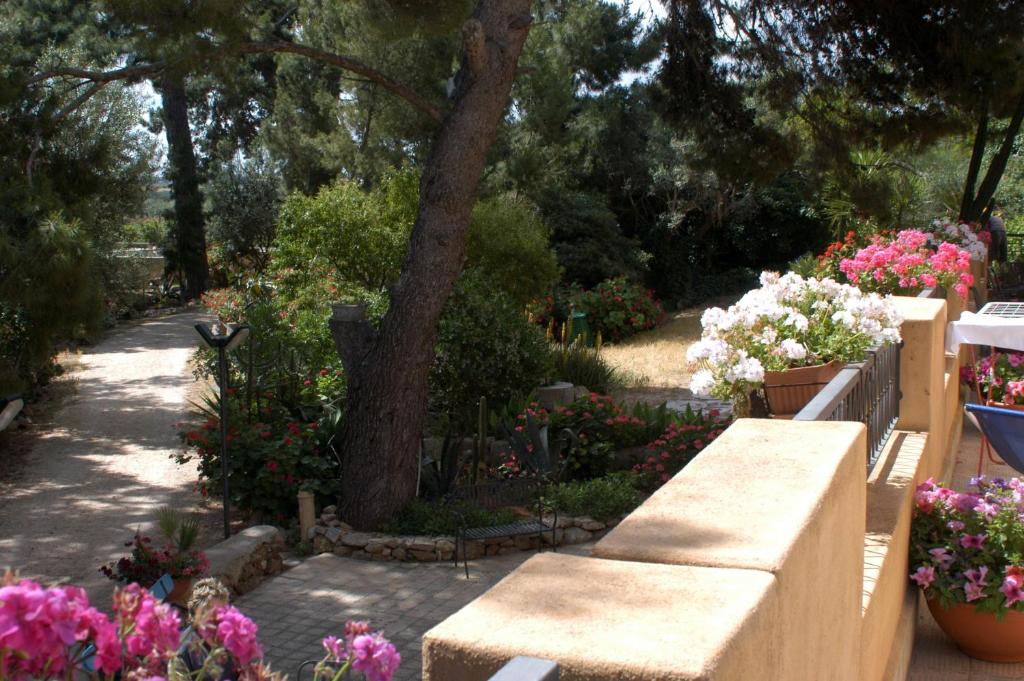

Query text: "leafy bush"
[550, 342, 622, 393]
[207, 155, 281, 276]
[383, 498, 518, 536]
[546, 473, 643, 520]
[466, 196, 560, 307]
[572, 277, 665, 343]
[429, 272, 553, 430]
[633, 406, 730, 490]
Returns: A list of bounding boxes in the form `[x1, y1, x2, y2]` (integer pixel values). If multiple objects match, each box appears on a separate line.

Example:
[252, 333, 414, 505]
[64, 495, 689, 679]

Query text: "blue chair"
[965, 403, 1024, 475]
[80, 574, 176, 671]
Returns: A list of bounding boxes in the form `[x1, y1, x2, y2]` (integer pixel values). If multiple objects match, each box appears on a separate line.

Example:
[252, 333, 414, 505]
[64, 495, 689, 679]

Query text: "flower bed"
[961, 351, 1024, 407]
[309, 505, 625, 562]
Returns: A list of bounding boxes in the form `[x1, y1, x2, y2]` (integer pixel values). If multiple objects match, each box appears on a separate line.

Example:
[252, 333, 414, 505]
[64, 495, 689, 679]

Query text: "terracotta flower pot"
[762, 359, 844, 418]
[166, 576, 194, 607]
[986, 399, 1024, 412]
[927, 598, 1024, 663]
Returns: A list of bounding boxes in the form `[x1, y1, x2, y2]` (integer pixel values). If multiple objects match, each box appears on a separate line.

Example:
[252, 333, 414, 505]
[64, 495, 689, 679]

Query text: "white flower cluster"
[686, 271, 903, 400]
[927, 218, 988, 261]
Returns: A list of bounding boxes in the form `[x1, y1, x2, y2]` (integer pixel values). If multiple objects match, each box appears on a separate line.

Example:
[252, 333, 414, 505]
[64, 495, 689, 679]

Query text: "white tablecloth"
[946, 311, 1024, 353]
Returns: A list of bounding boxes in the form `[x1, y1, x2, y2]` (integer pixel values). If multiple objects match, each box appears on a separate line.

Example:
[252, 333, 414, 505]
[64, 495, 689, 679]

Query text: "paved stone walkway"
[238, 545, 592, 681]
[908, 426, 1024, 680]
[0, 311, 216, 605]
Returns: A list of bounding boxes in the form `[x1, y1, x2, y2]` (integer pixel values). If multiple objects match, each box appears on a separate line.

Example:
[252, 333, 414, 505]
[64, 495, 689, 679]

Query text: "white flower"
[780, 339, 807, 361]
[690, 369, 716, 396]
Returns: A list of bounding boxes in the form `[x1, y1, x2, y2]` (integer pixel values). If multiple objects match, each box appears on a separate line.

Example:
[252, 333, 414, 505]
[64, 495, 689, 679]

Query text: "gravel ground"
[0, 311, 221, 605]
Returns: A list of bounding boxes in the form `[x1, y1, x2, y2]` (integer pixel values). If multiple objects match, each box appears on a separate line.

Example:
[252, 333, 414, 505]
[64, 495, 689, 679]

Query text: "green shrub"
[429, 271, 554, 430]
[546, 473, 643, 520]
[383, 498, 518, 536]
[466, 196, 560, 307]
[633, 405, 731, 490]
[550, 341, 622, 393]
[207, 155, 281, 276]
[573, 277, 665, 343]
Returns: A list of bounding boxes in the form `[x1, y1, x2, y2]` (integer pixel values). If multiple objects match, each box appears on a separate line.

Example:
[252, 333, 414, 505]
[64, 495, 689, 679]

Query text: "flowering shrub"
[178, 390, 342, 522]
[572, 277, 665, 343]
[815, 230, 870, 281]
[633, 407, 730, 489]
[961, 352, 1024, 406]
[0, 574, 400, 681]
[924, 218, 990, 262]
[838, 230, 975, 301]
[687, 271, 903, 402]
[100, 532, 208, 585]
[910, 477, 1024, 615]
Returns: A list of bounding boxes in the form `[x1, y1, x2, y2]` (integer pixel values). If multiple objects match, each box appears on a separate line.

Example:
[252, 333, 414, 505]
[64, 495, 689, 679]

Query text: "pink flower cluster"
[319, 621, 400, 681]
[0, 577, 183, 681]
[839, 230, 974, 301]
[199, 605, 264, 667]
[910, 477, 1024, 612]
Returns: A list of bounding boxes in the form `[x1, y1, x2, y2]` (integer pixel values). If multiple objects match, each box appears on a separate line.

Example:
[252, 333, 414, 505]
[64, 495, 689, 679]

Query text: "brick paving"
[908, 426, 1024, 681]
[238, 545, 592, 680]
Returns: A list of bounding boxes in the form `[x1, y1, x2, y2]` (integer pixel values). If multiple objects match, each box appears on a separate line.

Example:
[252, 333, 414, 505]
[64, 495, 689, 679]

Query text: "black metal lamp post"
[194, 322, 250, 538]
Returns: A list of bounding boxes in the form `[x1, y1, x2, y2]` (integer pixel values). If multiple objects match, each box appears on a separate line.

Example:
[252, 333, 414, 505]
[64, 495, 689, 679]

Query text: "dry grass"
[601, 294, 741, 390]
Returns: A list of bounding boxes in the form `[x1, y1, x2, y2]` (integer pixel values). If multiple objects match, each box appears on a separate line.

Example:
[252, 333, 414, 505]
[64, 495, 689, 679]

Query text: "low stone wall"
[206, 525, 285, 595]
[310, 505, 622, 562]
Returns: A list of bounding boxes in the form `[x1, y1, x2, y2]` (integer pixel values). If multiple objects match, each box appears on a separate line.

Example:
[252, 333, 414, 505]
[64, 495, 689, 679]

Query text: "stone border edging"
[310, 505, 624, 562]
[206, 525, 285, 594]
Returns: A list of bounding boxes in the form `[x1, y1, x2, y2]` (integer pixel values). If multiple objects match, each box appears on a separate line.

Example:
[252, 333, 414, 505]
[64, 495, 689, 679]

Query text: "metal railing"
[793, 343, 902, 471]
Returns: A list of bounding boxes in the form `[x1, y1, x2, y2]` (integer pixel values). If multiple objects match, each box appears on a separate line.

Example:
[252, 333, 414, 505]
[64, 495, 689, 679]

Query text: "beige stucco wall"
[423, 554, 782, 681]
[424, 294, 961, 681]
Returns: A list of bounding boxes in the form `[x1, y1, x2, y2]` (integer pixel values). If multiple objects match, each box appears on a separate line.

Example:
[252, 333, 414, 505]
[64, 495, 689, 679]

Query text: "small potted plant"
[100, 507, 208, 605]
[961, 351, 1024, 410]
[910, 476, 1024, 662]
[687, 271, 903, 416]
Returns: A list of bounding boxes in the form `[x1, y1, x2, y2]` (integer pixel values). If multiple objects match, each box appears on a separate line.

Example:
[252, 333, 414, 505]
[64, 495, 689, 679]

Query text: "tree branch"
[969, 88, 1024, 221]
[959, 92, 989, 221]
[238, 41, 442, 122]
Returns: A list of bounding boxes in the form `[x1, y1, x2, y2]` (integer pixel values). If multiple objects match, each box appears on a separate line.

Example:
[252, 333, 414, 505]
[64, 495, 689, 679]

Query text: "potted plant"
[100, 507, 208, 605]
[961, 351, 1024, 410]
[687, 271, 903, 417]
[910, 476, 1024, 662]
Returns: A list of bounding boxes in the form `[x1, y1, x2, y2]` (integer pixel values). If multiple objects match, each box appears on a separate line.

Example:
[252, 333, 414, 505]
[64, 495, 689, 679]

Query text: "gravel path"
[0, 311, 216, 603]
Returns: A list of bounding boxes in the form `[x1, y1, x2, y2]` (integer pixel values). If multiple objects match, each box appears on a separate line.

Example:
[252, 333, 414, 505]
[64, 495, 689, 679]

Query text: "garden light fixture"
[194, 322, 250, 538]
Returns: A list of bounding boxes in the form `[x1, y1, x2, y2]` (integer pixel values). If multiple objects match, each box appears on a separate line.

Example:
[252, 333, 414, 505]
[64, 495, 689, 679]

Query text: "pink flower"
[946, 520, 965, 532]
[928, 548, 954, 571]
[1000, 574, 1024, 607]
[322, 635, 346, 662]
[350, 633, 401, 681]
[911, 566, 935, 589]
[201, 605, 263, 667]
[965, 581, 986, 602]
[959, 534, 987, 550]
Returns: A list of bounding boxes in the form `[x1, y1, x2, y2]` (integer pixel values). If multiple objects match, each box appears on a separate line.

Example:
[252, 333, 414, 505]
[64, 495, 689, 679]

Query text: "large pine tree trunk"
[157, 73, 209, 300]
[333, 0, 533, 530]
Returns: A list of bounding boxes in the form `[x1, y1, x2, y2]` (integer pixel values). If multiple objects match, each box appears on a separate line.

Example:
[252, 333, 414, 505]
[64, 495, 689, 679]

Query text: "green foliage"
[383, 498, 517, 537]
[545, 472, 643, 521]
[274, 168, 418, 292]
[466, 196, 560, 307]
[572, 277, 664, 343]
[550, 342, 622, 394]
[633, 406, 730, 491]
[429, 272, 554, 430]
[207, 153, 281, 276]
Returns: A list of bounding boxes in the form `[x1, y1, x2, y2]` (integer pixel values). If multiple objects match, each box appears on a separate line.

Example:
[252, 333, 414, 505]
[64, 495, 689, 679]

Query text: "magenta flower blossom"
[965, 581, 985, 602]
[960, 534, 987, 550]
[350, 634, 402, 681]
[911, 566, 935, 589]
[201, 605, 263, 667]
[1000, 576, 1024, 607]
[974, 499, 1000, 520]
[322, 635, 346, 663]
[928, 548, 954, 571]
[947, 520, 965, 532]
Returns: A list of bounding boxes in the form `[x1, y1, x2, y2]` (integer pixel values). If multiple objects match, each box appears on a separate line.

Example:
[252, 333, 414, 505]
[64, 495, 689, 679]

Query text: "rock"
[579, 519, 606, 532]
[484, 536, 505, 545]
[500, 539, 515, 548]
[324, 527, 343, 544]
[350, 550, 371, 560]
[391, 547, 407, 560]
[312, 536, 332, 554]
[333, 545, 353, 557]
[464, 541, 485, 560]
[314, 525, 327, 536]
[320, 513, 338, 524]
[439, 550, 454, 561]
[306, 527, 317, 541]
[409, 549, 437, 561]
[322, 505, 337, 515]
[435, 540, 455, 553]
[554, 516, 573, 529]
[327, 519, 342, 528]
[341, 532, 373, 548]
[514, 535, 536, 550]
[283, 558, 302, 569]
[562, 527, 592, 544]
[365, 540, 387, 554]
[380, 548, 391, 558]
[408, 537, 436, 552]
[339, 522, 354, 533]
[541, 528, 564, 545]
[266, 557, 283, 575]
[498, 547, 518, 555]
[537, 382, 574, 411]
[485, 545, 501, 557]
[385, 538, 400, 549]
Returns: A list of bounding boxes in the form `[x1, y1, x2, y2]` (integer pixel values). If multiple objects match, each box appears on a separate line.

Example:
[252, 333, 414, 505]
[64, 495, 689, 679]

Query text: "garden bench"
[448, 478, 557, 578]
